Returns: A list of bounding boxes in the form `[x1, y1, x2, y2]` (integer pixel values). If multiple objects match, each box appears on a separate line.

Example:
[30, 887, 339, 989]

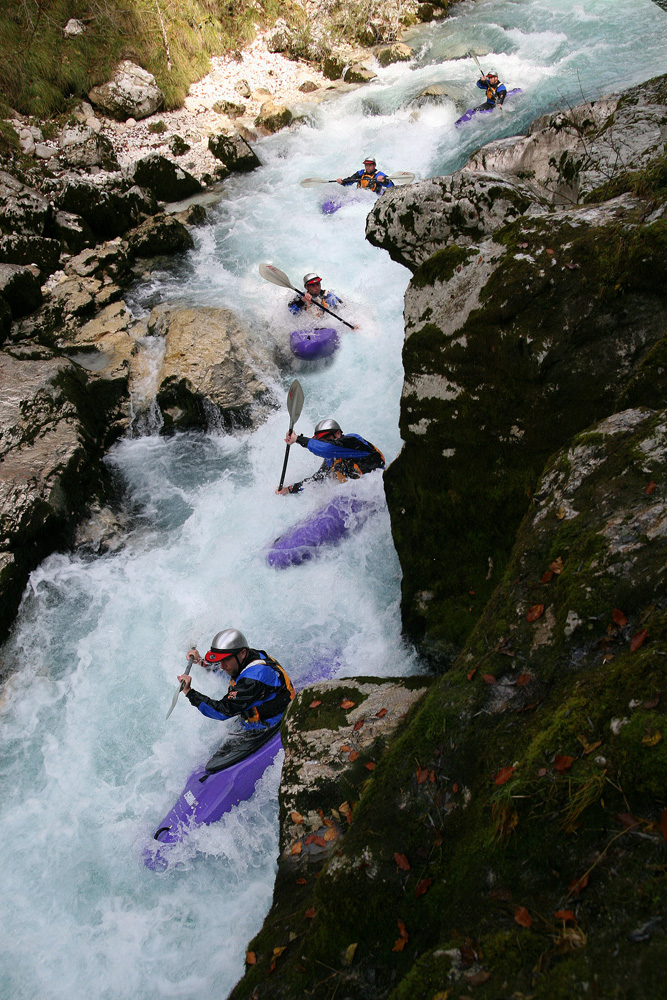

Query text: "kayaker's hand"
[302, 292, 312, 304]
[187, 647, 201, 664]
[177, 673, 192, 694]
[285, 431, 297, 445]
[336, 178, 343, 184]
[275, 486, 290, 495]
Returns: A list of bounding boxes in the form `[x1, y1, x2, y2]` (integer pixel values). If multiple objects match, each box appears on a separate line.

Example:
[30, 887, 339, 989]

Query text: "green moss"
[289, 685, 369, 734]
[584, 152, 667, 206]
[411, 245, 476, 289]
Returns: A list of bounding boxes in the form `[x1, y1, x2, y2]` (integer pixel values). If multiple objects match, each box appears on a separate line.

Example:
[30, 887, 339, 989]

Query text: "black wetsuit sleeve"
[341, 170, 362, 186]
[288, 461, 329, 494]
[186, 675, 273, 718]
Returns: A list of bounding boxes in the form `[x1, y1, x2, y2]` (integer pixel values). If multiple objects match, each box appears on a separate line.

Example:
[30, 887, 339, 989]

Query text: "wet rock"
[0, 263, 42, 318]
[150, 305, 277, 432]
[322, 55, 345, 80]
[55, 175, 156, 239]
[343, 64, 377, 84]
[127, 153, 201, 203]
[0, 171, 49, 236]
[212, 99, 246, 118]
[298, 80, 319, 93]
[208, 132, 261, 172]
[376, 42, 413, 67]
[123, 214, 194, 259]
[47, 209, 95, 254]
[0, 235, 61, 279]
[74, 503, 127, 554]
[88, 60, 165, 121]
[58, 124, 119, 171]
[254, 101, 293, 133]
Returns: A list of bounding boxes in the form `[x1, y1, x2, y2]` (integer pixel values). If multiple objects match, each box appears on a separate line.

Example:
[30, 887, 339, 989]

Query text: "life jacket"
[486, 82, 506, 105]
[228, 651, 295, 730]
[329, 434, 385, 482]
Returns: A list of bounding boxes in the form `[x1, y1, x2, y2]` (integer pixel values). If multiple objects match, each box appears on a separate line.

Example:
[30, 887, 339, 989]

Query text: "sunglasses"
[204, 650, 237, 664]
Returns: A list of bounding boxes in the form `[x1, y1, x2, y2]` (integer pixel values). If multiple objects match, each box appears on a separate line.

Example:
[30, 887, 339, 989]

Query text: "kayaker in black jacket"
[177, 628, 295, 731]
[288, 272, 341, 316]
[275, 418, 385, 495]
[336, 157, 394, 194]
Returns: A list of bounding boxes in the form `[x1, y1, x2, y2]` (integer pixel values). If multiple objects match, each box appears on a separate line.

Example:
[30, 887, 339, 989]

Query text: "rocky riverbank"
[226, 73, 667, 1000]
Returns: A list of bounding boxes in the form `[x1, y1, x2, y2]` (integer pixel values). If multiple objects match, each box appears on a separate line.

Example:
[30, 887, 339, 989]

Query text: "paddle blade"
[259, 262, 295, 289]
[300, 177, 331, 187]
[165, 682, 184, 720]
[287, 379, 304, 426]
[389, 171, 415, 186]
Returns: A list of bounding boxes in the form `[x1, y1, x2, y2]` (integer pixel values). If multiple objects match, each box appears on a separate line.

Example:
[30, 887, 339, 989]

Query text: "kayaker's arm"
[338, 170, 363, 186]
[185, 676, 277, 720]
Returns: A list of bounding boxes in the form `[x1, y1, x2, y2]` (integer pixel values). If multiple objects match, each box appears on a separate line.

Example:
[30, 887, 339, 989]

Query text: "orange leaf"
[429, 768, 436, 783]
[630, 629, 648, 652]
[583, 740, 602, 755]
[661, 809, 667, 843]
[290, 811, 303, 824]
[296, 877, 307, 885]
[646, 480, 657, 495]
[554, 910, 576, 923]
[309, 699, 322, 708]
[541, 569, 554, 584]
[246, 951, 257, 965]
[554, 755, 574, 773]
[392, 937, 406, 952]
[494, 765, 515, 785]
[417, 766, 428, 784]
[340, 698, 355, 709]
[612, 608, 627, 627]
[397, 918, 408, 940]
[568, 872, 589, 897]
[339, 744, 351, 752]
[304, 834, 327, 847]
[376, 708, 388, 718]
[394, 853, 411, 871]
[353, 719, 365, 732]
[452, 782, 459, 793]
[273, 946, 286, 957]
[514, 905, 532, 928]
[526, 603, 545, 622]
[550, 556, 563, 574]
[269, 959, 276, 974]
[467, 666, 477, 681]
[414, 878, 432, 898]
[339, 801, 352, 818]
[516, 674, 531, 686]
[348, 750, 359, 762]
[323, 827, 338, 842]
[305, 907, 316, 919]
[482, 673, 497, 685]
[290, 841, 302, 855]
[365, 761, 376, 771]
[466, 971, 491, 986]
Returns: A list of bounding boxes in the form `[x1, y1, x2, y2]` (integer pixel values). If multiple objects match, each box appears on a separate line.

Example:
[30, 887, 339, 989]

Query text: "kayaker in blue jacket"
[336, 157, 394, 194]
[177, 628, 295, 731]
[476, 70, 507, 109]
[288, 272, 341, 317]
[276, 418, 385, 494]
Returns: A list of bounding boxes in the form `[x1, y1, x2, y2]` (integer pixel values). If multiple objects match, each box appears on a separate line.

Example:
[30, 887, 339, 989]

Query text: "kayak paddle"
[277, 379, 305, 492]
[258, 262, 356, 330]
[300, 171, 415, 187]
[166, 654, 195, 720]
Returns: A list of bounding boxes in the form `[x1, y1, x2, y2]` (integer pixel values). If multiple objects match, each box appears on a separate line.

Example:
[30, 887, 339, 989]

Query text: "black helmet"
[204, 628, 248, 665]
[314, 418, 341, 439]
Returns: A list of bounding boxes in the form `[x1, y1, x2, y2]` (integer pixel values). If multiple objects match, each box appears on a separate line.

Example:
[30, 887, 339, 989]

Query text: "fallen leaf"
[554, 755, 574, 773]
[322, 816, 334, 827]
[541, 569, 554, 583]
[394, 853, 411, 871]
[417, 766, 429, 784]
[494, 765, 515, 785]
[466, 970, 491, 986]
[642, 731, 662, 746]
[646, 480, 657, 495]
[514, 905, 532, 928]
[296, 877, 307, 884]
[612, 608, 627, 627]
[339, 744, 351, 752]
[556, 505, 567, 520]
[340, 698, 355, 710]
[365, 761, 376, 771]
[290, 841, 302, 855]
[348, 750, 359, 762]
[324, 827, 338, 842]
[482, 673, 497, 685]
[631, 629, 648, 652]
[309, 699, 322, 709]
[414, 877, 433, 898]
[518, 242, 529, 249]
[344, 943, 358, 965]
[566, 261, 579, 269]
[269, 959, 276, 974]
[584, 740, 602, 755]
[434, 831, 444, 847]
[560, 926, 587, 949]
[537, 767, 547, 776]
[429, 768, 436, 783]
[289, 932, 297, 942]
[290, 811, 303, 824]
[376, 708, 388, 718]
[554, 910, 576, 922]
[339, 801, 352, 817]
[305, 907, 316, 919]
[550, 556, 563, 574]
[568, 872, 589, 897]
[352, 719, 365, 732]
[392, 937, 407, 952]
[452, 782, 459, 793]
[616, 812, 639, 829]
[643, 694, 661, 709]
[526, 604, 545, 622]
[546, 248, 554, 255]
[273, 946, 286, 957]
[467, 666, 477, 681]
[516, 674, 531, 686]
[246, 951, 257, 965]
[397, 919, 409, 940]
[661, 809, 667, 843]
[459, 944, 476, 966]
[304, 834, 327, 847]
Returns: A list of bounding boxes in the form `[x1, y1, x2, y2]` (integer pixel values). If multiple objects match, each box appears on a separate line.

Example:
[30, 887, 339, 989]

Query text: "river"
[1, 1, 666, 997]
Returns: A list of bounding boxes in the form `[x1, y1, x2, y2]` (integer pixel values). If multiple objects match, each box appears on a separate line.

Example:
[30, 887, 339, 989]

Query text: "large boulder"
[376, 42, 413, 67]
[47, 209, 95, 254]
[0, 235, 61, 279]
[150, 306, 276, 432]
[255, 101, 293, 133]
[0, 171, 49, 236]
[127, 153, 201, 203]
[55, 175, 156, 239]
[123, 214, 194, 259]
[208, 132, 261, 173]
[88, 60, 165, 121]
[0, 264, 42, 318]
[58, 124, 119, 171]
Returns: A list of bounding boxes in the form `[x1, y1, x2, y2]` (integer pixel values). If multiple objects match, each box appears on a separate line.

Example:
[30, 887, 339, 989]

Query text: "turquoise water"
[1, 1, 665, 997]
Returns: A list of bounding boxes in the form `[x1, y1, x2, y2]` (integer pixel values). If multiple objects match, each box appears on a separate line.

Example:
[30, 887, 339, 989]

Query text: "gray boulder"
[344, 64, 377, 84]
[212, 99, 246, 118]
[47, 210, 95, 254]
[376, 43, 413, 67]
[266, 19, 291, 53]
[0, 264, 42, 318]
[123, 214, 194, 259]
[0, 235, 61, 279]
[0, 171, 49, 236]
[254, 101, 293, 133]
[56, 176, 156, 239]
[208, 133, 261, 172]
[127, 153, 201, 203]
[58, 124, 119, 171]
[88, 60, 164, 121]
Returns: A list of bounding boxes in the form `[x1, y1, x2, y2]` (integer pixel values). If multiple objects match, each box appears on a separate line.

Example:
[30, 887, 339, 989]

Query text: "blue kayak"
[455, 88, 523, 126]
[267, 494, 378, 569]
[290, 327, 339, 360]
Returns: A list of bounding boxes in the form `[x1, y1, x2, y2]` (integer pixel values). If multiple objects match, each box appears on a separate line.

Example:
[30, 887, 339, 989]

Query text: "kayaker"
[275, 418, 385, 494]
[476, 70, 507, 109]
[289, 273, 341, 317]
[336, 157, 394, 194]
[177, 628, 295, 731]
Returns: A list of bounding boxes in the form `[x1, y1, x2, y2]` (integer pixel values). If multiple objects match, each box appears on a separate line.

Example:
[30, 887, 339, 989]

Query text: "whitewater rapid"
[1, 1, 666, 997]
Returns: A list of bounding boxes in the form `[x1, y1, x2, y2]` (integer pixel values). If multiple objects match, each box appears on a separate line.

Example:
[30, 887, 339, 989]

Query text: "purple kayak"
[455, 88, 523, 127]
[267, 494, 377, 569]
[290, 327, 339, 360]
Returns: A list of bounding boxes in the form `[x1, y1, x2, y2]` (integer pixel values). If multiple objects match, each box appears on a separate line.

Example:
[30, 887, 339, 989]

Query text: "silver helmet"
[303, 272, 321, 286]
[211, 628, 248, 652]
[314, 418, 341, 438]
[363, 156, 376, 166]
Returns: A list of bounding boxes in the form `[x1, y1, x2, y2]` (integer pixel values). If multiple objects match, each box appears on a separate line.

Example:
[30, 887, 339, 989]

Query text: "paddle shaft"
[166, 654, 194, 720]
[259, 263, 354, 329]
[277, 379, 304, 492]
[293, 287, 355, 330]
